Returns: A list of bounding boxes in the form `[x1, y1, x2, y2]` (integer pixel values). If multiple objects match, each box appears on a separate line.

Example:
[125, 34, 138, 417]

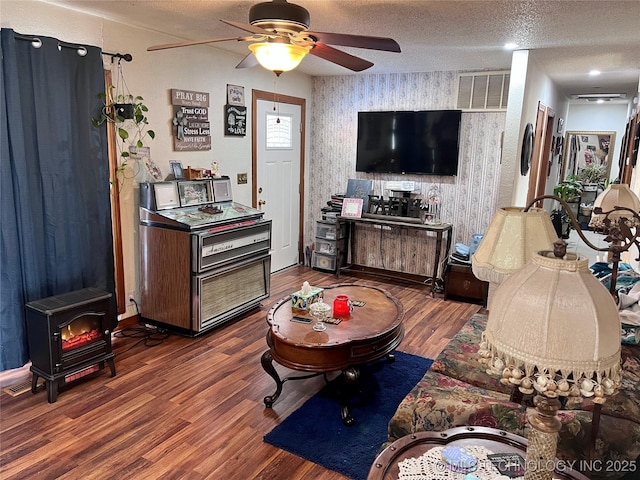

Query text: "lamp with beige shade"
[478, 242, 622, 480]
[471, 207, 558, 309]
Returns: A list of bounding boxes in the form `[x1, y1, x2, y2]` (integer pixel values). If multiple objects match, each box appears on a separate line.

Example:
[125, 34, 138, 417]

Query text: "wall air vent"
[456, 71, 510, 111]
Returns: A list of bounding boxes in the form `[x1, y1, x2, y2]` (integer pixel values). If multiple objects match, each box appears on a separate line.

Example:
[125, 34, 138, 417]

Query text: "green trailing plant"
[92, 85, 155, 174]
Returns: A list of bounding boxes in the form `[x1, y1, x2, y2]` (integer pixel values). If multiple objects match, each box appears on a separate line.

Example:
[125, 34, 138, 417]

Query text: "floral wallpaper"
[307, 71, 506, 266]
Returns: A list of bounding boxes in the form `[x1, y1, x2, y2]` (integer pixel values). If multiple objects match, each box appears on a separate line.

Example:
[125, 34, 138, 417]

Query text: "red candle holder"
[333, 295, 351, 317]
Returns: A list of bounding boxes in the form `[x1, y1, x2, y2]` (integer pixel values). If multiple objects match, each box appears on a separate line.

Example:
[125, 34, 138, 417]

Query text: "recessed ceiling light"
[589, 70, 601, 76]
[504, 43, 519, 50]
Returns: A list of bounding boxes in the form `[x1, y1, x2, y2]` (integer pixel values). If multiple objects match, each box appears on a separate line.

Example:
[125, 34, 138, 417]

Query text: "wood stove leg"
[31, 373, 40, 394]
[46, 380, 58, 404]
[106, 357, 116, 377]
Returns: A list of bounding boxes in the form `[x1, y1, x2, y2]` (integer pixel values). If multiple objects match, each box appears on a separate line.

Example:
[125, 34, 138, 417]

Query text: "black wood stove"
[25, 288, 116, 403]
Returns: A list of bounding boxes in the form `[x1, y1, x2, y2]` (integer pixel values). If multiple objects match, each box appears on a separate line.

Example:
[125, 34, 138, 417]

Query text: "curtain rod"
[103, 52, 133, 62]
[14, 34, 132, 61]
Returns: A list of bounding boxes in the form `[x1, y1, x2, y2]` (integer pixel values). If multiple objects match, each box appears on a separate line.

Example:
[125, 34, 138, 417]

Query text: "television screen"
[356, 110, 462, 176]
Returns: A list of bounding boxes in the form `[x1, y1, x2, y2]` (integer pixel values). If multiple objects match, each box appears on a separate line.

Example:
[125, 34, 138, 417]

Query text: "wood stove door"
[56, 310, 111, 372]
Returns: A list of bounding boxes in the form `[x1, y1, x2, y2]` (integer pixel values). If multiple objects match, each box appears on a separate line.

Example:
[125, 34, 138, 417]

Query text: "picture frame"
[346, 178, 373, 213]
[341, 198, 364, 218]
[170, 160, 184, 180]
[561, 130, 616, 181]
[227, 84, 245, 106]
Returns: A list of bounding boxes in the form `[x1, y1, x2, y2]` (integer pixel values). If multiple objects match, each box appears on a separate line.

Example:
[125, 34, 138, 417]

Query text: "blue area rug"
[263, 351, 433, 480]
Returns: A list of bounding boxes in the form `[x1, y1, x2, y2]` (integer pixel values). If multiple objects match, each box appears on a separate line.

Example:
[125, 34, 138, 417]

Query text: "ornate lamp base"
[524, 395, 562, 480]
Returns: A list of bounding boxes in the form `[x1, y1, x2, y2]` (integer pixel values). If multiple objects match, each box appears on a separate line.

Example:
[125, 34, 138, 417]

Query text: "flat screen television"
[356, 110, 462, 176]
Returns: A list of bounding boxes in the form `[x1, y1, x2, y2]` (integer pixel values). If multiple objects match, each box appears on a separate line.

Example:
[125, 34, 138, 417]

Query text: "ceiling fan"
[147, 0, 401, 75]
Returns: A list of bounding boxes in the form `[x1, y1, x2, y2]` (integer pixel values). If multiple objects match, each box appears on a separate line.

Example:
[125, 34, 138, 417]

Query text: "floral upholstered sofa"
[388, 314, 640, 479]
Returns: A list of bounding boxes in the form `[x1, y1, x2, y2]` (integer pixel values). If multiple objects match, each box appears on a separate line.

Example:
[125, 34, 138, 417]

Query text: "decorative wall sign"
[171, 89, 211, 151]
[227, 84, 245, 106]
[225, 105, 247, 137]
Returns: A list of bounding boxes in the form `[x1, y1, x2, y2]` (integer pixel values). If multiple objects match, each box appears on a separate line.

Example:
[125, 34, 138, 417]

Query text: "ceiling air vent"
[571, 93, 627, 102]
[457, 71, 510, 111]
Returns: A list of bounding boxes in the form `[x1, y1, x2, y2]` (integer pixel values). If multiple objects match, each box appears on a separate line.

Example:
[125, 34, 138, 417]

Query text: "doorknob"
[258, 199, 266, 206]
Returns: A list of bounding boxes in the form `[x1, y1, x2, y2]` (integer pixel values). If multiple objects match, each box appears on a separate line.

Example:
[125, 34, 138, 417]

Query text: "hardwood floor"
[0, 266, 483, 479]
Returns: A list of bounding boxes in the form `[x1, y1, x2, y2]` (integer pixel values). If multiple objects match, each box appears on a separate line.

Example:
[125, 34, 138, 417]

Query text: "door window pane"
[266, 113, 293, 149]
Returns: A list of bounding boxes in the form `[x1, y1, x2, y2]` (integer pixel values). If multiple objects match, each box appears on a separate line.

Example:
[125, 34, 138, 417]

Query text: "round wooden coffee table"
[261, 284, 404, 425]
[367, 426, 589, 480]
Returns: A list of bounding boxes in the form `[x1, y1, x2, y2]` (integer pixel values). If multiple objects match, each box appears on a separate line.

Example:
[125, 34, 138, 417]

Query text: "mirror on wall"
[561, 130, 616, 182]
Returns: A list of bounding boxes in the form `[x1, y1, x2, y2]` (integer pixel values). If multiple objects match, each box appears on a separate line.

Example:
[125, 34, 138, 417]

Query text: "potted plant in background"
[551, 175, 583, 239]
[575, 163, 608, 191]
[92, 85, 156, 180]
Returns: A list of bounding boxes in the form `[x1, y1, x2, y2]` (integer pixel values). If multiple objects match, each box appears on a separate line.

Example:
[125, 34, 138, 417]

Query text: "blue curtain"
[0, 29, 115, 371]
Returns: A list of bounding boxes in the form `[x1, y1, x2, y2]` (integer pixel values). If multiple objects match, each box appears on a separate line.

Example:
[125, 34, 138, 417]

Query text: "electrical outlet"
[127, 291, 136, 303]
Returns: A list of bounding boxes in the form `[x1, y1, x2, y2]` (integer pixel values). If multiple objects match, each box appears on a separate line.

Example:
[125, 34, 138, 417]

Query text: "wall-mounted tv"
[356, 110, 462, 176]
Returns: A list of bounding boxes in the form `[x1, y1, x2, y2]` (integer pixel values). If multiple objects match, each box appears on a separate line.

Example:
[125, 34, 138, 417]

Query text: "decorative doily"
[397, 445, 518, 480]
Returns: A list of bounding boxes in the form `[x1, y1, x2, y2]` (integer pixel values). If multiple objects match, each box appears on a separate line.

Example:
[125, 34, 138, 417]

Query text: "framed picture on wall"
[227, 84, 245, 106]
[170, 160, 184, 180]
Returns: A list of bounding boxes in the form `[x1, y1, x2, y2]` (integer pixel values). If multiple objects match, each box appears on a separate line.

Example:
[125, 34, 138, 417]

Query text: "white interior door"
[256, 98, 302, 272]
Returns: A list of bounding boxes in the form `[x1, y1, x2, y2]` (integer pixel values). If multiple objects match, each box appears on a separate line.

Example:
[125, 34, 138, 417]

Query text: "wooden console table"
[336, 216, 452, 295]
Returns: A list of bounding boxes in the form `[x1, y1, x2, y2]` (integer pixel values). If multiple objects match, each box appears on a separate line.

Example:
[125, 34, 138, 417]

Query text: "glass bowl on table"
[309, 299, 331, 331]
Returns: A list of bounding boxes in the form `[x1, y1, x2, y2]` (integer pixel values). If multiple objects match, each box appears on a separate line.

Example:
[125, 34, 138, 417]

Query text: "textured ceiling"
[45, 0, 640, 98]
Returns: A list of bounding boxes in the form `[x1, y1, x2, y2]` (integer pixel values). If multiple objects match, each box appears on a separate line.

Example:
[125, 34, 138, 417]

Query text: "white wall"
[1, 0, 313, 320]
[564, 102, 631, 182]
[499, 50, 528, 208]
[503, 50, 569, 207]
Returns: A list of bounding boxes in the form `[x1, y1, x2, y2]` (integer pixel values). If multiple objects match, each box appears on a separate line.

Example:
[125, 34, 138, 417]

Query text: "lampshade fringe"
[479, 332, 621, 404]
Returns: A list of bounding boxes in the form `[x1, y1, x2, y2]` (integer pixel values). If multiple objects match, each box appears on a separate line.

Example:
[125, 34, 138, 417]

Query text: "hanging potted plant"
[92, 85, 155, 177]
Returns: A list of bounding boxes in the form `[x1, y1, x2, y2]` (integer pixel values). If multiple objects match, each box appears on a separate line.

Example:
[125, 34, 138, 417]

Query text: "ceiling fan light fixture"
[249, 0, 310, 31]
[248, 42, 310, 74]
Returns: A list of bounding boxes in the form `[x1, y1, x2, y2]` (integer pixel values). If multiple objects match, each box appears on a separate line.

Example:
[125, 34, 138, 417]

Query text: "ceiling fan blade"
[221, 19, 277, 36]
[147, 36, 247, 51]
[310, 43, 374, 72]
[235, 53, 259, 69]
[305, 31, 401, 52]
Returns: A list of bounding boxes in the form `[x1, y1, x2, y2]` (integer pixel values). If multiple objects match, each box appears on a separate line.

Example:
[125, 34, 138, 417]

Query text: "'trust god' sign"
[171, 89, 211, 151]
